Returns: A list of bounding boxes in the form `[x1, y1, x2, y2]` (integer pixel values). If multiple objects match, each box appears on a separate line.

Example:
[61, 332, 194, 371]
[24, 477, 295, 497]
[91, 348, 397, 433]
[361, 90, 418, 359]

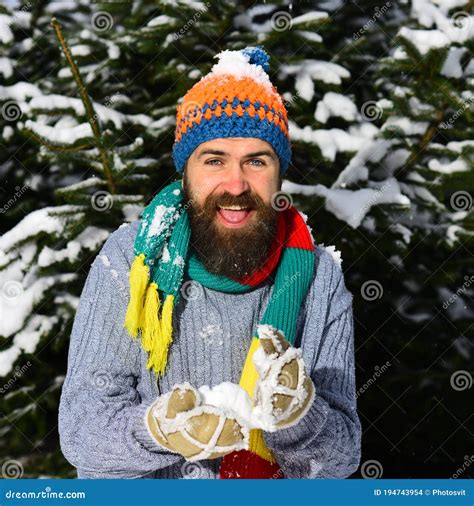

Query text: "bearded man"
[58, 46, 361, 479]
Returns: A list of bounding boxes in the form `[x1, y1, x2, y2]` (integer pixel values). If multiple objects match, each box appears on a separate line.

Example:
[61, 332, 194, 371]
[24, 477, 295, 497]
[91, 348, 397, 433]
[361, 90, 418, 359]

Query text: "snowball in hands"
[145, 383, 249, 462]
[145, 324, 314, 460]
[196, 323, 315, 432]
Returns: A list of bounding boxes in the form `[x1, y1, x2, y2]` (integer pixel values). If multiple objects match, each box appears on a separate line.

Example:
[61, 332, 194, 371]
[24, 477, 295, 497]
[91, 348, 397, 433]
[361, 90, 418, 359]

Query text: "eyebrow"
[197, 149, 277, 160]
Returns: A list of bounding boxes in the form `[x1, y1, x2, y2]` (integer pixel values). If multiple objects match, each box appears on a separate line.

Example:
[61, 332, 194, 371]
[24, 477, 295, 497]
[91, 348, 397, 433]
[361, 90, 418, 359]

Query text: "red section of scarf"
[220, 450, 283, 479]
[285, 207, 314, 251]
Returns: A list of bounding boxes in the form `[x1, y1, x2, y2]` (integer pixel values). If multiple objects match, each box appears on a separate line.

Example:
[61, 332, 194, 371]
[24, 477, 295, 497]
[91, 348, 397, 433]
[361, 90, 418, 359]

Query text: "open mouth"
[216, 204, 255, 227]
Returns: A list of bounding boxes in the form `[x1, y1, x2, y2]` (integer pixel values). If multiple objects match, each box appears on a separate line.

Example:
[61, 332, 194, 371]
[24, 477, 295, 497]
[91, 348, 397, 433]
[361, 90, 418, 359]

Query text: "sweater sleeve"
[263, 250, 362, 478]
[58, 226, 181, 479]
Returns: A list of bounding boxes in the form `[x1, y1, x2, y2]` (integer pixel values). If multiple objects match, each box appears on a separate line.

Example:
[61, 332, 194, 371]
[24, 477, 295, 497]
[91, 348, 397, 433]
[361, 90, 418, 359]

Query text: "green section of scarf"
[124, 179, 316, 378]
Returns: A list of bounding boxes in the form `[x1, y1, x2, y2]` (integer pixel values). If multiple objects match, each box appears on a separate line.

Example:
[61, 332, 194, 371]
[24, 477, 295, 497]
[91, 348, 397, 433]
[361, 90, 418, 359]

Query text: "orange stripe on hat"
[175, 75, 289, 142]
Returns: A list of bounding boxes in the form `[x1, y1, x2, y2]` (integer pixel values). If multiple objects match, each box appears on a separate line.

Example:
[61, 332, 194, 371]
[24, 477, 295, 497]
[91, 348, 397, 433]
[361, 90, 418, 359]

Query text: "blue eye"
[248, 159, 265, 166]
[205, 159, 222, 165]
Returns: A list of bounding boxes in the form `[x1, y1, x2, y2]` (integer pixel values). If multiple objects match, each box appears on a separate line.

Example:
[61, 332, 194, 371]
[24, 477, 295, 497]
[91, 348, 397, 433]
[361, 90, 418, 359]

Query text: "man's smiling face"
[183, 137, 282, 279]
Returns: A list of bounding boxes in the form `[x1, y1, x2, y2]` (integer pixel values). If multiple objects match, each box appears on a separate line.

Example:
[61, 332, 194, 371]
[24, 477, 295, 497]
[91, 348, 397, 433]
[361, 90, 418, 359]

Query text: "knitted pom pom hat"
[172, 45, 292, 174]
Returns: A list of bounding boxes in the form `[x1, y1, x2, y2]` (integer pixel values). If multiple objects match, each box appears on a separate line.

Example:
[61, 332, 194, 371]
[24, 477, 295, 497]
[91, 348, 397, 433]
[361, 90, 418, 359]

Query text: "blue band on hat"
[173, 112, 291, 174]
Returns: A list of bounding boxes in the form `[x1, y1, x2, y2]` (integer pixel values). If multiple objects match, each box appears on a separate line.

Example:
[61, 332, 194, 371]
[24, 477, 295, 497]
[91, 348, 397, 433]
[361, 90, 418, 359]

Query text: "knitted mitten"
[252, 324, 315, 430]
[145, 383, 250, 461]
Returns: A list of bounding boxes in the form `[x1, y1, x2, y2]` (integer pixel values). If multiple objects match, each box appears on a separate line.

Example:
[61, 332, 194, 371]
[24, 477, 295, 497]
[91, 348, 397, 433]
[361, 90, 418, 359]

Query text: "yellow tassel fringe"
[142, 282, 162, 353]
[124, 254, 149, 338]
[125, 254, 174, 377]
[147, 293, 175, 377]
[240, 336, 277, 464]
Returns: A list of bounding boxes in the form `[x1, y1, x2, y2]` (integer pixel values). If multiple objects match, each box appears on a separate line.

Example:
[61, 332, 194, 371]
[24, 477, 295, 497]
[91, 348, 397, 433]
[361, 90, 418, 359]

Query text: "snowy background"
[0, 0, 472, 478]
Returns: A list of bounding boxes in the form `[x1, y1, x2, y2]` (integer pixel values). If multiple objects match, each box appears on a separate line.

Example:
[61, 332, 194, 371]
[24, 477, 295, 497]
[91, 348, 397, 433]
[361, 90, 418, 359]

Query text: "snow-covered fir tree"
[314, 0, 473, 476]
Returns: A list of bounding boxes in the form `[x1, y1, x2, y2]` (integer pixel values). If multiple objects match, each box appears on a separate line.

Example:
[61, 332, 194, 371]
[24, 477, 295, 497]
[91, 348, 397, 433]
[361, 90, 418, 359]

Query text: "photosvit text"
[373, 488, 467, 496]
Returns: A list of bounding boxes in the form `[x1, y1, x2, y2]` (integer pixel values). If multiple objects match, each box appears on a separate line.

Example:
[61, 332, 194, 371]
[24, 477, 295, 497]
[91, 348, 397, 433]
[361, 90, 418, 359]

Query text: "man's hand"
[145, 383, 249, 461]
[253, 324, 315, 431]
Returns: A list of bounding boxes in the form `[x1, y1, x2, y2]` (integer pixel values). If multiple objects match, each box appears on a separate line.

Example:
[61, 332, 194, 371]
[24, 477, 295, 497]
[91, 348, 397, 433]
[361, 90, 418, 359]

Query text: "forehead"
[194, 137, 275, 156]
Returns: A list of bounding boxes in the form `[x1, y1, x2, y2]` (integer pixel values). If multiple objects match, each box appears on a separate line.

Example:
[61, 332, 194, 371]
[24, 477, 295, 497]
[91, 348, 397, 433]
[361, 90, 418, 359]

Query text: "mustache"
[205, 191, 264, 210]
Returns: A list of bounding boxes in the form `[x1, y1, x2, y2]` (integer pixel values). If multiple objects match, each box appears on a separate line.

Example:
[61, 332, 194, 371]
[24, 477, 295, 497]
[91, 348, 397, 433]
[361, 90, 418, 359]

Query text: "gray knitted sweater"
[58, 220, 361, 479]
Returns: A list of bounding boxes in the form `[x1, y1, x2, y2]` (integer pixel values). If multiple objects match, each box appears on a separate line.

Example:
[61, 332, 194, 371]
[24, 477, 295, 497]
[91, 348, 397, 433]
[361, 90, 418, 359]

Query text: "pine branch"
[50, 17, 116, 194]
[394, 108, 445, 179]
[24, 130, 95, 153]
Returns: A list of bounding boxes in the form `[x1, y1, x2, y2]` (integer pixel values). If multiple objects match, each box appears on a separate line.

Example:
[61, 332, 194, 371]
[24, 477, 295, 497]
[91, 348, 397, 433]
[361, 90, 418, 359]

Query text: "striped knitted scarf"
[124, 179, 316, 479]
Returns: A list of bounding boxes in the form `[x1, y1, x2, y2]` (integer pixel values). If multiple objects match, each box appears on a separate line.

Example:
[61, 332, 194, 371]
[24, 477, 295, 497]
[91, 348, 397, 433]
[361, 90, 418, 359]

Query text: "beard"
[183, 175, 280, 279]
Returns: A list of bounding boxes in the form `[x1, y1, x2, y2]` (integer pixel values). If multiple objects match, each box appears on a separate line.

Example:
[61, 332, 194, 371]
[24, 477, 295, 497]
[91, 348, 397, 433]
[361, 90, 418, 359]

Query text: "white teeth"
[219, 205, 247, 210]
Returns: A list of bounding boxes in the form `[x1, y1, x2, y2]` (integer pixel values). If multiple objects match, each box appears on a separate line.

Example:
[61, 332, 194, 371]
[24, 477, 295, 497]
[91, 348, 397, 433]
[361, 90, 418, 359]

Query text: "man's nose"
[220, 163, 250, 195]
